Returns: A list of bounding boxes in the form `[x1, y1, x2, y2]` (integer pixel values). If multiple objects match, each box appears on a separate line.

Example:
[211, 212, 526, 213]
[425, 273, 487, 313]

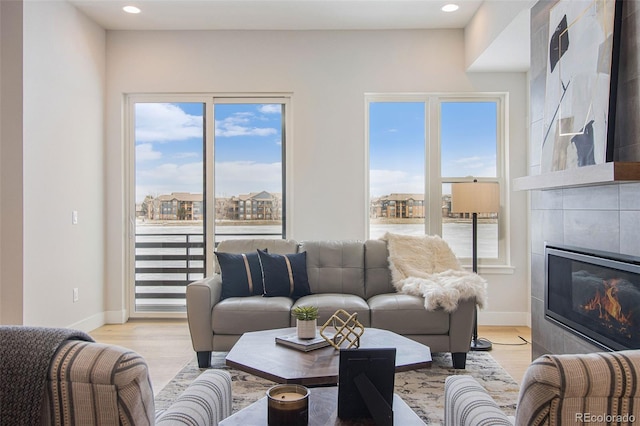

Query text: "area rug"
[155, 351, 519, 425]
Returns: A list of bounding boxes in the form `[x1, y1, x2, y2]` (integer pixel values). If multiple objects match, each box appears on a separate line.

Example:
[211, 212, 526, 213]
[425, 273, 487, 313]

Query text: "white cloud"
[444, 155, 496, 178]
[370, 169, 424, 198]
[215, 113, 278, 137]
[135, 103, 203, 142]
[136, 162, 204, 202]
[173, 152, 200, 159]
[136, 143, 162, 161]
[258, 104, 281, 114]
[215, 161, 282, 196]
[141, 162, 203, 184]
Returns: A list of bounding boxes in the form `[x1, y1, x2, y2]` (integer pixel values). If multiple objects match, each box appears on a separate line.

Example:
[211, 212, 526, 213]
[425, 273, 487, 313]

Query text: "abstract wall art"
[541, 0, 621, 172]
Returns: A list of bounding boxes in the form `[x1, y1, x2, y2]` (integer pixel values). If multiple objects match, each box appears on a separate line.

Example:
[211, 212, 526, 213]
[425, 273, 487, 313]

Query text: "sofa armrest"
[444, 375, 513, 426]
[447, 297, 476, 353]
[156, 370, 232, 426]
[515, 350, 640, 424]
[44, 340, 155, 425]
[186, 275, 222, 352]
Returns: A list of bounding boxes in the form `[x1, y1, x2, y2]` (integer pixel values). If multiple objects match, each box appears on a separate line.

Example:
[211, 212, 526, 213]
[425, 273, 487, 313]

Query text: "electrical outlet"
[73, 288, 79, 302]
[72, 210, 78, 225]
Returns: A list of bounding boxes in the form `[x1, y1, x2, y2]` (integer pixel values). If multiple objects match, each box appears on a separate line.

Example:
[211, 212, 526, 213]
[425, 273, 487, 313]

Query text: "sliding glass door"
[213, 101, 286, 244]
[132, 101, 206, 314]
[127, 95, 290, 317]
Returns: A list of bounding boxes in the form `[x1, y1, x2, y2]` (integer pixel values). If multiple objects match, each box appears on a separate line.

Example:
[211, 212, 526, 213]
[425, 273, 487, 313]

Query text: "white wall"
[106, 29, 530, 325]
[0, 0, 24, 325]
[22, 1, 106, 330]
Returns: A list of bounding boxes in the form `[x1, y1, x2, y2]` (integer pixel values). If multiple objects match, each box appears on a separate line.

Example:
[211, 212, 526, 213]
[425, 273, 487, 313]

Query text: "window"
[213, 100, 289, 244]
[367, 94, 506, 266]
[441, 101, 501, 261]
[127, 95, 291, 317]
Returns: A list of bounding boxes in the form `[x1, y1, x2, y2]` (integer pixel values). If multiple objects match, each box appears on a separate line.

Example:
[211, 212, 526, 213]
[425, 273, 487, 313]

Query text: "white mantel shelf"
[513, 162, 640, 191]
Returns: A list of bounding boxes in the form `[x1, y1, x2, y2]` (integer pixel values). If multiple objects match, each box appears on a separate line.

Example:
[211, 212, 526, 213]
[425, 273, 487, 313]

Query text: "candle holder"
[267, 384, 309, 426]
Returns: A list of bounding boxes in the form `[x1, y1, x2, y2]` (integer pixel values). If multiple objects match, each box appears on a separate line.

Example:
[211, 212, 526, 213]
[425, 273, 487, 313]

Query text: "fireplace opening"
[545, 244, 640, 351]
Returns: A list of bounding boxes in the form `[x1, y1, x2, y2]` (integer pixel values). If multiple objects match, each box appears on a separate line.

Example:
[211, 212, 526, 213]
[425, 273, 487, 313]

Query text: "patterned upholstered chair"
[1, 334, 231, 426]
[444, 350, 640, 426]
[45, 340, 232, 426]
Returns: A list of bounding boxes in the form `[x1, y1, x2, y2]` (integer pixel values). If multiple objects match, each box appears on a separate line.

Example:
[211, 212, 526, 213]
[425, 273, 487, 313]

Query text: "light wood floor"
[89, 320, 532, 395]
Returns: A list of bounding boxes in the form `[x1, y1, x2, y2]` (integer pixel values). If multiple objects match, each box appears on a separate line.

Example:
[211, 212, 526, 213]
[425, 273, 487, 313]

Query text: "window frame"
[211, 96, 292, 244]
[125, 93, 293, 318]
[365, 92, 510, 269]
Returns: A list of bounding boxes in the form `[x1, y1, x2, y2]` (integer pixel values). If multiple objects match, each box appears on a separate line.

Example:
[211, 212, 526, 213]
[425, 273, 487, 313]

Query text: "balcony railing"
[134, 231, 282, 313]
[135, 233, 204, 313]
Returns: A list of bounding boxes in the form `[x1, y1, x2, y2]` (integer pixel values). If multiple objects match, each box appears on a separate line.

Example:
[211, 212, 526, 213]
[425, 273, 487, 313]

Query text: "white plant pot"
[296, 319, 317, 339]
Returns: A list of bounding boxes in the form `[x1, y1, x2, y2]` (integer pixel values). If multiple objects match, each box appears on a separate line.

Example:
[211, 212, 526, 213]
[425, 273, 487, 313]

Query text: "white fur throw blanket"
[381, 232, 487, 312]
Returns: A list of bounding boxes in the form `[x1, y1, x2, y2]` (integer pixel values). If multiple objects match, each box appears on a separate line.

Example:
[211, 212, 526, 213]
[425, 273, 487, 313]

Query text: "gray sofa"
[186, 238, 475, 369]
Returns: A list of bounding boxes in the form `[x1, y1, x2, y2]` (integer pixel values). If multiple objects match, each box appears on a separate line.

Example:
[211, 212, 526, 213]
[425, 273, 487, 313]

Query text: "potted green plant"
[292, 305, 319, 339]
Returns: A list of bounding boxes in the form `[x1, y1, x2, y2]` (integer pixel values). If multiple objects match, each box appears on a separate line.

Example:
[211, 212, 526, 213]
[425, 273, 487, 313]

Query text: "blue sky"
[213, 104, 283, 198]
[135, 101, 496, 203]
[369, 101, 497, 197]
[135, 102, 282, 202]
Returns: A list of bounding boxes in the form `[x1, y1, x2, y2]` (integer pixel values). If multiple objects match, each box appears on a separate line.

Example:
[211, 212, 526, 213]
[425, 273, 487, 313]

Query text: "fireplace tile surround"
[530, 183, 640, 357]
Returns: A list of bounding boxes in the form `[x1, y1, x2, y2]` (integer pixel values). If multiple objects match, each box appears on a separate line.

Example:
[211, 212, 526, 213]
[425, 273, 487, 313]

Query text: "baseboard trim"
[65, 309, 128, 333]
[67, 312, 106, 333]
[105, 309, 128, 324]
[478, 311, 530, 326]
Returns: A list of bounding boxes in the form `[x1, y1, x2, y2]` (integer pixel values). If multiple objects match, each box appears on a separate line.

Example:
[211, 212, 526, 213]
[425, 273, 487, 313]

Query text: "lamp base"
[470, 338, 492, 351]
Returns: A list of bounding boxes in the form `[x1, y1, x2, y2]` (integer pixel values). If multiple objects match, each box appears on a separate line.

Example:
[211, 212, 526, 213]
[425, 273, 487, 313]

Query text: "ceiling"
[67, 0, 531, 71]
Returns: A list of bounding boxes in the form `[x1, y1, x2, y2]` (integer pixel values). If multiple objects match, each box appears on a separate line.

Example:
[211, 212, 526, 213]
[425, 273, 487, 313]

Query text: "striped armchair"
[42, 340, 231, 426]
[445, 350, 640, 426]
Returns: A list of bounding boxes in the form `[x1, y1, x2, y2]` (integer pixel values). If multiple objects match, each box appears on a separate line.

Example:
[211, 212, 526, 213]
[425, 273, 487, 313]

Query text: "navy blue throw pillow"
[257, 249, 311, 299]
[216, 251, 265, 299]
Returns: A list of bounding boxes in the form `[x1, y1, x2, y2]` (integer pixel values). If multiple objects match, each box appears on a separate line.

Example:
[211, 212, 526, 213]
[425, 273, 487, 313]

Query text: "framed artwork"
[541, 0, 622, 172]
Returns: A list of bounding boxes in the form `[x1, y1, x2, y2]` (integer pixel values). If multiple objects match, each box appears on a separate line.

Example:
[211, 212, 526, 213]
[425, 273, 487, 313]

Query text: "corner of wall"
[0, 0, 24, 325]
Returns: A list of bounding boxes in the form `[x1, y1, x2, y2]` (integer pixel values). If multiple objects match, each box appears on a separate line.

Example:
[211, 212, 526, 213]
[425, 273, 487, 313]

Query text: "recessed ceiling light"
[123, 5, 141, 14]
[441, 4, 459, 12]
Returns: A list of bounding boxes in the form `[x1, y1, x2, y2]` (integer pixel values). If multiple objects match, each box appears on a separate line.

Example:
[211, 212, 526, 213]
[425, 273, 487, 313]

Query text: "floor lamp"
[451, 180, 500, 351]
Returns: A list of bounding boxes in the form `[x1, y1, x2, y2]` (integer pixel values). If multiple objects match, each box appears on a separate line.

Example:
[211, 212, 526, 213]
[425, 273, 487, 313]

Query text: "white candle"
[274, 391, 306, 402]
[267, 384, 310, 425]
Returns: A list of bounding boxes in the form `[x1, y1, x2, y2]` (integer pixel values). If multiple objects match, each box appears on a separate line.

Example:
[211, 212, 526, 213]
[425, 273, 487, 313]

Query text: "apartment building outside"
[372, 193, 497, 220]
[220, 191, 282, 221]
[143, 192, 203, 221]
[142, 191, 283, 221]
[370, 193, 426, 219]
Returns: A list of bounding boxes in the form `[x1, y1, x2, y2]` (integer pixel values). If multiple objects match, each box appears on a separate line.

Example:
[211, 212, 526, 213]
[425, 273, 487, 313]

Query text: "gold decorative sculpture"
[319, 309, 365, 350]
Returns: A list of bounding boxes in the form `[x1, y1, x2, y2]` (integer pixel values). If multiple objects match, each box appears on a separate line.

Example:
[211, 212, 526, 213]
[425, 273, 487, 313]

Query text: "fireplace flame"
[582, 278, 632, 326]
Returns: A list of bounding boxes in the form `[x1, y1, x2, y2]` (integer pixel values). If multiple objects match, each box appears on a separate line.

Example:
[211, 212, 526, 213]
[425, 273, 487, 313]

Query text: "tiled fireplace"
[530, 184, 640, 358]
[545, 244, 640, 352]
[529, 0, 640, 358]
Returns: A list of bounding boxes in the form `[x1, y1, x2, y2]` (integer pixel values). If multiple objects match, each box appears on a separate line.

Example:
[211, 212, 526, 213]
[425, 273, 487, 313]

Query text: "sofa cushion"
[368, 293, 449, 334]
[302, 240, 366, 298]
[212, 296, 292, 335]
[293, 294, 371, 327]
[216, 251, 265, 299]
[215, 239, 299, 272]
[258, 250, 311, 299]
[364, 239, 395, 298]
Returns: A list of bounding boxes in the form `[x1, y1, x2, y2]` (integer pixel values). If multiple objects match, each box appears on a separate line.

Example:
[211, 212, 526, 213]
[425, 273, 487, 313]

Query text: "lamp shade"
[451, 182, 499, 214]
